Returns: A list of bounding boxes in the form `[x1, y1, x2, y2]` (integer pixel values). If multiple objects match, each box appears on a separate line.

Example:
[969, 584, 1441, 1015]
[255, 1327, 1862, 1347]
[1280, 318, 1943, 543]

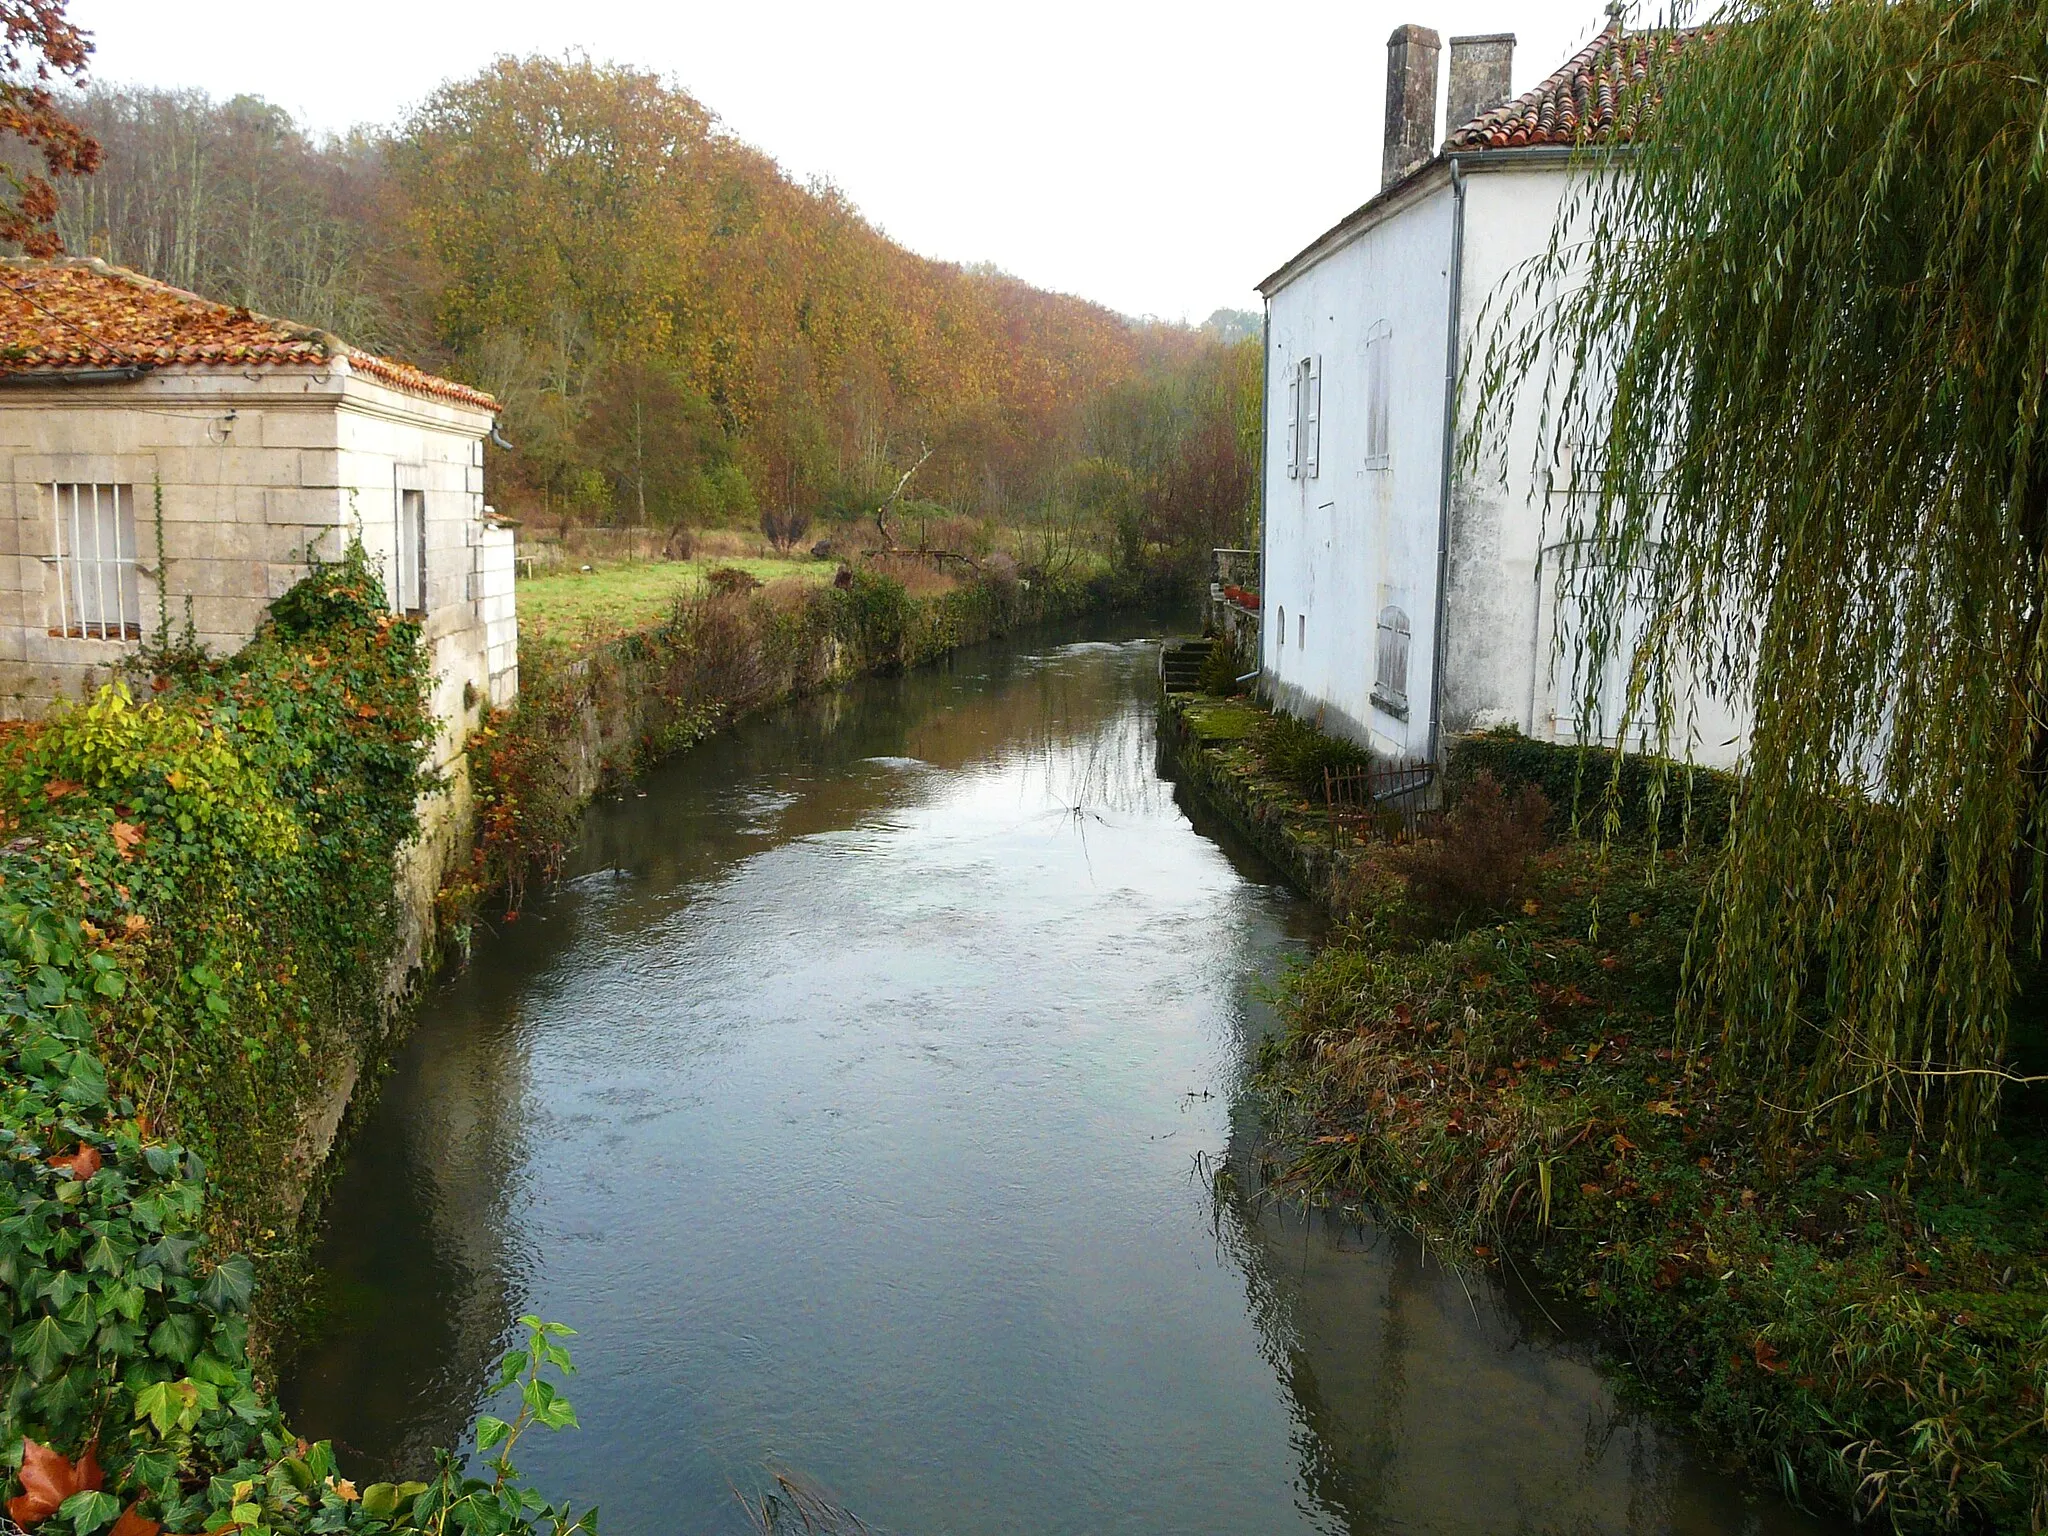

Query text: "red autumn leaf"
[49, 1143, 100, 1182]
[111, 820, 144, 859]
[8, 1438, 102, 1526]
[111, 1506, 162, 1536]
[1752, 1337, 1784, 1373]
[41, 778, 81, 801]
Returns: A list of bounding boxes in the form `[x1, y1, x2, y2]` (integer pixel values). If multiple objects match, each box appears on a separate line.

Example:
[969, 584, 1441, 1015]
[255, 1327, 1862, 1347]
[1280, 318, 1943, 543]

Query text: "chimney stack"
[1382, 24, 1443, 189]
[1445, 34, 1516, 140]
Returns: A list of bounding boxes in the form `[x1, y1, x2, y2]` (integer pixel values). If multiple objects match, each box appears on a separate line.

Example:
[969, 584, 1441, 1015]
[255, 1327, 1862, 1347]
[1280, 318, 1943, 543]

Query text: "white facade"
[1259, 152, 1749, 770]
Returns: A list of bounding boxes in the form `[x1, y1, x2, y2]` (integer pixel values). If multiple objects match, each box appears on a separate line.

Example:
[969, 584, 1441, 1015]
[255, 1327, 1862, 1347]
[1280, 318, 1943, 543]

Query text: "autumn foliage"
[0, 0, 97, 255]
[39, 56, 1256, 572]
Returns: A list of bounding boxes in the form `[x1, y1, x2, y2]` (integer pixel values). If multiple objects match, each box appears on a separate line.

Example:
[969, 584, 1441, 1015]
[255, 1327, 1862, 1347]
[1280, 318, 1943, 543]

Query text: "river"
[280, 615, 1836, 1535]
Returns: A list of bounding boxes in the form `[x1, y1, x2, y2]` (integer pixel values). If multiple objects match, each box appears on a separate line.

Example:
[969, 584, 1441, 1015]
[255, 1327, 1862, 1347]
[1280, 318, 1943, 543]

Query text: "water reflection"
[283, 617, 1835, 1535]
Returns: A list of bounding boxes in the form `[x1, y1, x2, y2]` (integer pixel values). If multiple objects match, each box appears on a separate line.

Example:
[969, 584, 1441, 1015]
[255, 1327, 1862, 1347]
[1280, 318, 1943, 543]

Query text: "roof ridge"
[1442, 17, 1696, 152]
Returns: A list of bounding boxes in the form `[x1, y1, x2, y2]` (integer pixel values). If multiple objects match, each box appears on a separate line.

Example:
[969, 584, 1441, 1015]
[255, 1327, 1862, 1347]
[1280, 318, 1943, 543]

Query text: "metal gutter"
[1427, 157, 1467, 766]
[1256, 298, 1272, 698]
[0, 366, 152, 387]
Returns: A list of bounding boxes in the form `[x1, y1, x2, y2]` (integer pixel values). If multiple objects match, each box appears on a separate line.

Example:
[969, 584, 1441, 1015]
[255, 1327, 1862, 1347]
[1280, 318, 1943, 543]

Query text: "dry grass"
[862, 552, 968, 599]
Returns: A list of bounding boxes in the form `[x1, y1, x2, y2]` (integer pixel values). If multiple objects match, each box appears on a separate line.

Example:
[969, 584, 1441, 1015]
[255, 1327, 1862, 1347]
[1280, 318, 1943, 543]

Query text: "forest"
[44, 60, 1260, 581]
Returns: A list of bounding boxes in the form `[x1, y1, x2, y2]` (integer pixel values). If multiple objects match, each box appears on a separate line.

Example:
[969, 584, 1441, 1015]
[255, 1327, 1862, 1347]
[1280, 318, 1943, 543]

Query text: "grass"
[1183, 699, 1262, 744]
[517, 557, 837, 646]
[1169, 692, 2048, 1532]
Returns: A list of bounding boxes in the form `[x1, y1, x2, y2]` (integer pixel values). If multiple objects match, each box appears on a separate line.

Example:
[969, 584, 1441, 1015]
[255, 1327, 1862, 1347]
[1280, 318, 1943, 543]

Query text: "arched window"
[1277, 605, 1286, 647]
[1373, 605, 1411, 718]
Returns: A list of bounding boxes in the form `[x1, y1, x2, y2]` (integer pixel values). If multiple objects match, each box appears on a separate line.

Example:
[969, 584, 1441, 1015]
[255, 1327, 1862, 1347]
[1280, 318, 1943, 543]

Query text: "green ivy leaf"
[147, 1309, 199, 1363]
[13, 1311, 86, 1377]
[360, 1483, 401, 1519]
[196, 1253, 255, 1313]
[58, 1488, 120, 1536]
[58, 1051, 106, 1107]
[475, 1413, 510, 1450]
[134, 1378, 180, 1434]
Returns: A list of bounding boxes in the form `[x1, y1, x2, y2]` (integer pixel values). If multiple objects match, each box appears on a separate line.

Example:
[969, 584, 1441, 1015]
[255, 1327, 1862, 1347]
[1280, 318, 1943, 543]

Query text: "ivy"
[0, 542, 589, 1535]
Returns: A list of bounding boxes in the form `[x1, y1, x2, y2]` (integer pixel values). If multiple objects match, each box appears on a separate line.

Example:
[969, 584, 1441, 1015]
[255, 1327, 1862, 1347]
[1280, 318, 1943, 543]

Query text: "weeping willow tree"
[1468, 0, 2048, 1172]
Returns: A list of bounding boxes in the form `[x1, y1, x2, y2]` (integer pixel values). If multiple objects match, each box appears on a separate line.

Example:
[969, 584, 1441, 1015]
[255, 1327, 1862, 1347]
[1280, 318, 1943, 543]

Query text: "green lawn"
[517, 557, 835, 646]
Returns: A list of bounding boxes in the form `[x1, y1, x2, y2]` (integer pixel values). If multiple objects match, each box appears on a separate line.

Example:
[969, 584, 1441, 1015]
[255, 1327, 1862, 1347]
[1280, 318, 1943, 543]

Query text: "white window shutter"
[1306, 355, 1322, 477]
[1284, 359, 1299, 479]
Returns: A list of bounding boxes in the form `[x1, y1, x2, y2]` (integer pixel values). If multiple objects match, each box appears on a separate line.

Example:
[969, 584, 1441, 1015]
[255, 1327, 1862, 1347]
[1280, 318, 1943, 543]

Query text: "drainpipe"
[1427, 157, 1467, 766]
[1256, 297, 1272, 698]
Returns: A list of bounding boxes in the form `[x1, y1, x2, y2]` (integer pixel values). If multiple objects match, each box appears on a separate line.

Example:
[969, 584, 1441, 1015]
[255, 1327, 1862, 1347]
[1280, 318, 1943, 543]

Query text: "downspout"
[1427, 156, 1467, 765]
[1256, 296, 1272, 698]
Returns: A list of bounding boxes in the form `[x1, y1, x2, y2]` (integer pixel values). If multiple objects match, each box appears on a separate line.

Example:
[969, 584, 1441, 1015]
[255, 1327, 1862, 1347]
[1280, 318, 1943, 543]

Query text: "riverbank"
[1160, 688, 2048, 1533]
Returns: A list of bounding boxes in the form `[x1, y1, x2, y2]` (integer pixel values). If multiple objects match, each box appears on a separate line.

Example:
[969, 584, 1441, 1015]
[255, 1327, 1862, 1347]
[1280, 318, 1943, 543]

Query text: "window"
[1552, 555, 1656, 749]
[1373, 604, 1411, 718]
[395, 488, 427, 616]
[1285, 354, 1321, 479]
[1298, 613, 1306, 649]
[1364, 324, 1392, 469]
[49, 483, 139, 640]
[1277, 605, 1286, 647]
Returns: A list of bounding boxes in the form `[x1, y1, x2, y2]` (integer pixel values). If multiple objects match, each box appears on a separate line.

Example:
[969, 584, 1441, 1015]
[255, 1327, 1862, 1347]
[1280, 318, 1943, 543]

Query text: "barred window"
[49, 484, 140, 641]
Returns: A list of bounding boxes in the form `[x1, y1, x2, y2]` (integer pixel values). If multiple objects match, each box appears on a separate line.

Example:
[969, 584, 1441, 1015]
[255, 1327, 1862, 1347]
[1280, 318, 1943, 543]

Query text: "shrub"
[1253, 709, 1371, 795]
[760, 505, 814, 553]
[1396, 769, 1551, 928]
[1198, 634, 1244, 696]
[706, 565, 763, 596]
[1448, 727, 1735, 846]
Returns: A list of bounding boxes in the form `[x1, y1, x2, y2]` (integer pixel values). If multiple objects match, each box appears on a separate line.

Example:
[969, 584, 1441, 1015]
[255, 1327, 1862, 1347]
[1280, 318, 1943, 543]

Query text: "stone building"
[0, 256, 519, 972]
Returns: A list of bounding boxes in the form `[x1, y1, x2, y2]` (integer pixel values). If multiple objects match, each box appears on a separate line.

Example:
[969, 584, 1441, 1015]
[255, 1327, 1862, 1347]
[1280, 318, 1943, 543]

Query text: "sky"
[72, 0, 1614, 325]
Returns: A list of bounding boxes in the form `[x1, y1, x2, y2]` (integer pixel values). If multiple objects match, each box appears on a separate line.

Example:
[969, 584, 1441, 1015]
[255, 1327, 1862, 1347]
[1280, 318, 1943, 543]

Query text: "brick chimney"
[1445, 34, 1516, 139]
[1382, 24, 1443, 189]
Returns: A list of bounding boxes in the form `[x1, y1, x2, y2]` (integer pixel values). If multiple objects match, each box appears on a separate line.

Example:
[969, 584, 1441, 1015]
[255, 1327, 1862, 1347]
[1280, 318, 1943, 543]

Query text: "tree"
[1469, 0, 2048, 1170]
[0, 0, 98, 255]
[51, 87, 399, 346]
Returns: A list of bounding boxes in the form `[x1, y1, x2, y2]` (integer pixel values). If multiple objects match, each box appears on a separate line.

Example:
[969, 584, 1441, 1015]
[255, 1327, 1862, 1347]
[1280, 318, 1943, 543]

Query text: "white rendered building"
[1257, 21, 1746, 769]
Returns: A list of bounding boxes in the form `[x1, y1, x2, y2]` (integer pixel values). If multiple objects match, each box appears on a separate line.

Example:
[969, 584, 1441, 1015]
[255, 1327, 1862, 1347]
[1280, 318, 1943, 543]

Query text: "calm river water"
[281, 616, 1835, 1535]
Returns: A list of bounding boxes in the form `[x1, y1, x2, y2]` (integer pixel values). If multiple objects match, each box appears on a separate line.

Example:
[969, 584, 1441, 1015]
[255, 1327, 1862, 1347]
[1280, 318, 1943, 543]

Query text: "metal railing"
[1323, 760, 1439, 851]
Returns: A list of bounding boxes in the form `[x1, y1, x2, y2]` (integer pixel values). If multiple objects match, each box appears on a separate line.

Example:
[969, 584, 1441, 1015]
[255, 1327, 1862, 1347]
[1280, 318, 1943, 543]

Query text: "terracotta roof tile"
[0, 258, 499, 412]
[1443, 23, 1701, 153]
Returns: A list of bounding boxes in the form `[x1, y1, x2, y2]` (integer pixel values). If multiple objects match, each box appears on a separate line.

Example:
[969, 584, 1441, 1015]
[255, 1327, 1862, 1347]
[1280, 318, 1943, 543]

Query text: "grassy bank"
[1162, 690, 2048, 1532]
[516, 555, 837, 644]
[0, 547, 586, 1535]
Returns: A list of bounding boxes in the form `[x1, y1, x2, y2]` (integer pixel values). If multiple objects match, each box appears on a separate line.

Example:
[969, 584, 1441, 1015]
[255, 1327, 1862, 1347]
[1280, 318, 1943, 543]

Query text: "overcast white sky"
[72, 0, 1611, 324]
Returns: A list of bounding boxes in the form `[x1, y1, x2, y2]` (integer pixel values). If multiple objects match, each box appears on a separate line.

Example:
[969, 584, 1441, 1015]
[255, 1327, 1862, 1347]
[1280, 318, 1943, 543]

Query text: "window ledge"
[1371, 685, 1409, 721]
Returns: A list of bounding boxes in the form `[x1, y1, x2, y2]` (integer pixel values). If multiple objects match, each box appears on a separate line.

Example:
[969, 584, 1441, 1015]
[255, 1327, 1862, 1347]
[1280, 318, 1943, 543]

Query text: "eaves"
[1256, 144, 1616, 299]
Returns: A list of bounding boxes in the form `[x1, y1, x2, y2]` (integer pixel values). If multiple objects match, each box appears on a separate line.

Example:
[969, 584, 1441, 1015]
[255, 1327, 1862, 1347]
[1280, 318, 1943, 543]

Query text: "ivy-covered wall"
[0, 547, 590, 1535]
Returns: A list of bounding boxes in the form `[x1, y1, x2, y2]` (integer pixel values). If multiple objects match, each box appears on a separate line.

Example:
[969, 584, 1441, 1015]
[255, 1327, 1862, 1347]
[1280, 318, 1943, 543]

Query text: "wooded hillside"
[46, 59, 1256, 572]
